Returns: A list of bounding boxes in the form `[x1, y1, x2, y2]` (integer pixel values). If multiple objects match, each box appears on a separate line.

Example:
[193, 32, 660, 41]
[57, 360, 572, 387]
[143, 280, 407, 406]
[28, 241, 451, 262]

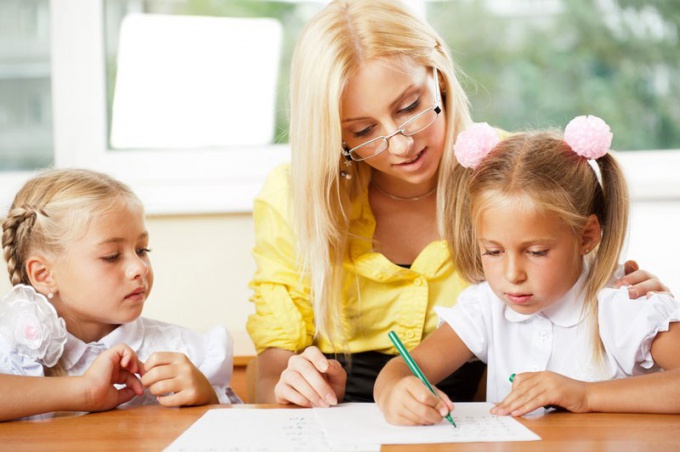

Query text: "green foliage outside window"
[428, 0, 679, 151]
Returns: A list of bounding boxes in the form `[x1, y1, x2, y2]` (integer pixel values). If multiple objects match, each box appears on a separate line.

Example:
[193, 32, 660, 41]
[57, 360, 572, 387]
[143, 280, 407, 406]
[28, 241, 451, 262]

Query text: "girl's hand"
[615, 260, 672, 299]
[377, 375, 454, 426]
[141, 352, 218, 406]
[274, 346, 347, 407]
[491, 371, 590, 417]
[81, 343, 144, 412]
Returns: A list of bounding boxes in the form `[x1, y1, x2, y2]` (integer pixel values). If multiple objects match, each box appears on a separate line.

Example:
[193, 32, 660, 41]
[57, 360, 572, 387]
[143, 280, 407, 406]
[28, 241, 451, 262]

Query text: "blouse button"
[539, 330, 549, 340]
[414, 277, 423, 286]
[406, 330, 416, 339]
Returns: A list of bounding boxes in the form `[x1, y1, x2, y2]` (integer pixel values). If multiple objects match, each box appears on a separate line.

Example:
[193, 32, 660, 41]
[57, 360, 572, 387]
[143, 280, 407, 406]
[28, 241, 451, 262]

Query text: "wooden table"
[0, 404, 678, 451]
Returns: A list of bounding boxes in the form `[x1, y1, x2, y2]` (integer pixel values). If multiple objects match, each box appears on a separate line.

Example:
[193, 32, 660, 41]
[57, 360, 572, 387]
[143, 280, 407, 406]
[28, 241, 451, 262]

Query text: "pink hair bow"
[564, 115, 612, 159]
[453, 122, 500, 169]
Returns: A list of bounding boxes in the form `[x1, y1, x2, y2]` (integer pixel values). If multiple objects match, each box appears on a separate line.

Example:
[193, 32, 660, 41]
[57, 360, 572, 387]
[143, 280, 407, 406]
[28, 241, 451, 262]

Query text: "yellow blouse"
[246, 163, 469, 355]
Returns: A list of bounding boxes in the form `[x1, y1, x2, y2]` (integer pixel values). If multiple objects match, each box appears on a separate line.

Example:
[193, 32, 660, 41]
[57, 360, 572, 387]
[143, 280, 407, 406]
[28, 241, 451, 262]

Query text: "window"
[0, 0, 678, 216]
[0, 0, 53, 171]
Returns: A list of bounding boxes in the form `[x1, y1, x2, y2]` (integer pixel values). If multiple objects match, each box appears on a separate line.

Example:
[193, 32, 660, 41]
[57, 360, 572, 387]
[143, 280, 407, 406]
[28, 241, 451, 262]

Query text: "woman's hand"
[491, 371, 590, 417]
[615, 260, 671, 299]
[376, 374, 454, 426]
[274, 346, 347, 407]
[81, 343, 144, 412]
[142, 352, 218, 406]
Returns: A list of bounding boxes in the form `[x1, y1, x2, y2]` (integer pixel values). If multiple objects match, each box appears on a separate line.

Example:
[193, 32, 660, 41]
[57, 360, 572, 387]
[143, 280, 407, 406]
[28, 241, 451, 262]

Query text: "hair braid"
[2, 205, 45, 285]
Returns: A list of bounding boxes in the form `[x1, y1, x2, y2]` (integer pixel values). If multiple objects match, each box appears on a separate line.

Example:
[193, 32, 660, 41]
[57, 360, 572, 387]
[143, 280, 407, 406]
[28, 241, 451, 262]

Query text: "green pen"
[388, 330, 457, 428]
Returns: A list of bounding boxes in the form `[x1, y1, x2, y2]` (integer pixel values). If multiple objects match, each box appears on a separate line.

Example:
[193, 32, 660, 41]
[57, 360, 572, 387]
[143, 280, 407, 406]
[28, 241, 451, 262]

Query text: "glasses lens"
[402, 107, 438, 136]
[349, 138, 387, 161]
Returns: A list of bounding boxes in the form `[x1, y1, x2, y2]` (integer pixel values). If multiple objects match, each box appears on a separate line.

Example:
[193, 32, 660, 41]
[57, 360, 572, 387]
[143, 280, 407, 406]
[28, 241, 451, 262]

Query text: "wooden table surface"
[0, 404, 678, 451]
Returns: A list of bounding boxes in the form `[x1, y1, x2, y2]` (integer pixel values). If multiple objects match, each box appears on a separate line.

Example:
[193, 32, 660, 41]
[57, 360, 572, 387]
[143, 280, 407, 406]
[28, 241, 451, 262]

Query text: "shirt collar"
[61, 320, 144, 371]
[504, 263, 589, 327]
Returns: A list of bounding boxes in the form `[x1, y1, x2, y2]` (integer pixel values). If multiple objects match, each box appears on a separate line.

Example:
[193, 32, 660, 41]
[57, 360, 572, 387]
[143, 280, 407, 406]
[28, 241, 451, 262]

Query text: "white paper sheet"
[315, 403, 540, 448]
[164, 408, 375, 452]
[165, 403, 539, 451]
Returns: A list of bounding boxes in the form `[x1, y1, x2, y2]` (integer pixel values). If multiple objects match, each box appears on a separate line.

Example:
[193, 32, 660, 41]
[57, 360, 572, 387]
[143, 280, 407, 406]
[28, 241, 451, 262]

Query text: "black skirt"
[325, 350, 486, 403]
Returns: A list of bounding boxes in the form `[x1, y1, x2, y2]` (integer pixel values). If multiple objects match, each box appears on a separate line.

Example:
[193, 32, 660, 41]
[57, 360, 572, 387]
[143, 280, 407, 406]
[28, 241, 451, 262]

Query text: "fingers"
[115, 386, 140, 405]
[615, 262, 671, 298]
[144, 351, 179, 371]
[300, 346, 334, 375]
[118, 369, 144, 396]
[492, 372, 549, 417]
[82, 345, 145, 412]
[141, 352, 187, 391]
[274, 347, 344, 408]
[120, 346, 144, 376]
[106, 343, 145, 377]
[623, 260, 639, 274]
[627, 276, 670, 299]
[140, 351, 217, 406]
[388, 379, 451, 426]
[324, 359, 348, 402]
[141, 352, 186, 387]
[436, 388, 456, 414]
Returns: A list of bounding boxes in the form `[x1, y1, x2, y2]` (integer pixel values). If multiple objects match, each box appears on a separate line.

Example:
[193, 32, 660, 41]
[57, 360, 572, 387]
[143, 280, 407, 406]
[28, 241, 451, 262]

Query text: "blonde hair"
[2, 168, 142, 375]
[446, 131, 629, 360]
[289, 0, 472, 349]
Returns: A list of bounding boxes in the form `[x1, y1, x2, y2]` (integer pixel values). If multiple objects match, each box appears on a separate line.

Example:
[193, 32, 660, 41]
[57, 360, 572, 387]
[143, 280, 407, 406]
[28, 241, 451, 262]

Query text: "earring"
[340, 151, 353, 180]
[48, 291, 54, 300]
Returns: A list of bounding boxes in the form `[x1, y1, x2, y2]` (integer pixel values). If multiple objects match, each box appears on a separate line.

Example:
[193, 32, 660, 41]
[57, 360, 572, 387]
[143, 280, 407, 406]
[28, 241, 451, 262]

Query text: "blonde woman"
[246, 0, 667, 407]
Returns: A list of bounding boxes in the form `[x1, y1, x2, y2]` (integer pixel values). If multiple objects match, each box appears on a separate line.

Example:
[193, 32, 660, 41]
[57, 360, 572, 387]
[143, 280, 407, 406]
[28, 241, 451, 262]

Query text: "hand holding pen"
[386, 331, 457, 428]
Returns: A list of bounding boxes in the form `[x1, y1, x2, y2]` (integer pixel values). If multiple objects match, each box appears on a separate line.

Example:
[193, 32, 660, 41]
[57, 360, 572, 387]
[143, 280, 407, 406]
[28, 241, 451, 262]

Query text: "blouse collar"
[61, 319, 145, 371]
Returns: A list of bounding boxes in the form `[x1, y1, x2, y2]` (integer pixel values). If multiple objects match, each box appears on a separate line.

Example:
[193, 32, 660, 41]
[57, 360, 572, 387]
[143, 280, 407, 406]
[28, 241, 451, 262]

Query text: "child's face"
[476, 199, 583, 315]
[49, 203, 153, 343]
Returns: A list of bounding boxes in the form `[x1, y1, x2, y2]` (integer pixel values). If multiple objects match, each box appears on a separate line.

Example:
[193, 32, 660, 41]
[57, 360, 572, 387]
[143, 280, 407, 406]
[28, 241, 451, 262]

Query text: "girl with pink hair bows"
[375, 116, 680, 425]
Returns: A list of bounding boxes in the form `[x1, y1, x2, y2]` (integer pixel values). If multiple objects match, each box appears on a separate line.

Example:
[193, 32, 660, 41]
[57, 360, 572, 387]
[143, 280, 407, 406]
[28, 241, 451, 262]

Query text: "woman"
[246, 0, 667, 407]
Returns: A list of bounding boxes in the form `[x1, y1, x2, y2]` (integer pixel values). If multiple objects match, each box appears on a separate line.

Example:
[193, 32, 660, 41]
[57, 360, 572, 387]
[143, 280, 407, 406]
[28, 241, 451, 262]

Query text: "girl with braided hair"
[0, 168, 235, 421]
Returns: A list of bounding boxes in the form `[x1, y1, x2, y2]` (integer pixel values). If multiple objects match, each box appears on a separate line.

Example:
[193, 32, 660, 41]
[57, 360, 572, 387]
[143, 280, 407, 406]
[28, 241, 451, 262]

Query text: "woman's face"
[341, 59, 446, 189]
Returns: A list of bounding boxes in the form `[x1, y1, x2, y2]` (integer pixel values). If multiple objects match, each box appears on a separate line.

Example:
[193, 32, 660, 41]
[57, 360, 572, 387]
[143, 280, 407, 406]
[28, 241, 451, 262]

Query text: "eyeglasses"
[341, 67, 442, 162]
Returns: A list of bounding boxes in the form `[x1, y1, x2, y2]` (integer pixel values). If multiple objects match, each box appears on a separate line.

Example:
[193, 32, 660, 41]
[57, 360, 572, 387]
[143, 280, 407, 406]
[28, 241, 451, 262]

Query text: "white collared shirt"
[436, 271, 680, 403]
[0, 317, 234, 406]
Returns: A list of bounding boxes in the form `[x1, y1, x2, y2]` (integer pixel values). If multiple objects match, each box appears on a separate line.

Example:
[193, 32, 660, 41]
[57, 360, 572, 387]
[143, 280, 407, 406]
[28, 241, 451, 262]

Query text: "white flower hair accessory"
[453, 122, 500, 168]
[0, 284, 67, 367]
[563, 115, 612, 159]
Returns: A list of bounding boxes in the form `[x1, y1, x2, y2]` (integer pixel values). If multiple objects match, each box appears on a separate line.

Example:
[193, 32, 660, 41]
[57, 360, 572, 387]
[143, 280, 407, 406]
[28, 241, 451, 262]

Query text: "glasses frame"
[341, 67, 442, 162]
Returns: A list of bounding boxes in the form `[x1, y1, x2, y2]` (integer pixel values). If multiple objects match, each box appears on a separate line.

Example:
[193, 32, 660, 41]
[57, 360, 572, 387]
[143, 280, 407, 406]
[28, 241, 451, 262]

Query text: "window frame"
[0, 0, 677, 216]
[47, 0, 291, 215]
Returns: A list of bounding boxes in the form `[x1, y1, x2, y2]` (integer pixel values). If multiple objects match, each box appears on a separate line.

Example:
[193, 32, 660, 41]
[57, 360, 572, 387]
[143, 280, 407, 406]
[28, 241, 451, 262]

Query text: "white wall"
[0, 200, 678, 357]
[626, 201, 680, 297]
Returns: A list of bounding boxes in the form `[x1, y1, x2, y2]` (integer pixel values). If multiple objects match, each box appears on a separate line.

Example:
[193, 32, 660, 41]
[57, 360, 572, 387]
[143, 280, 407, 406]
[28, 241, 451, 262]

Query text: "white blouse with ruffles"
[0, 317, 235, 407]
